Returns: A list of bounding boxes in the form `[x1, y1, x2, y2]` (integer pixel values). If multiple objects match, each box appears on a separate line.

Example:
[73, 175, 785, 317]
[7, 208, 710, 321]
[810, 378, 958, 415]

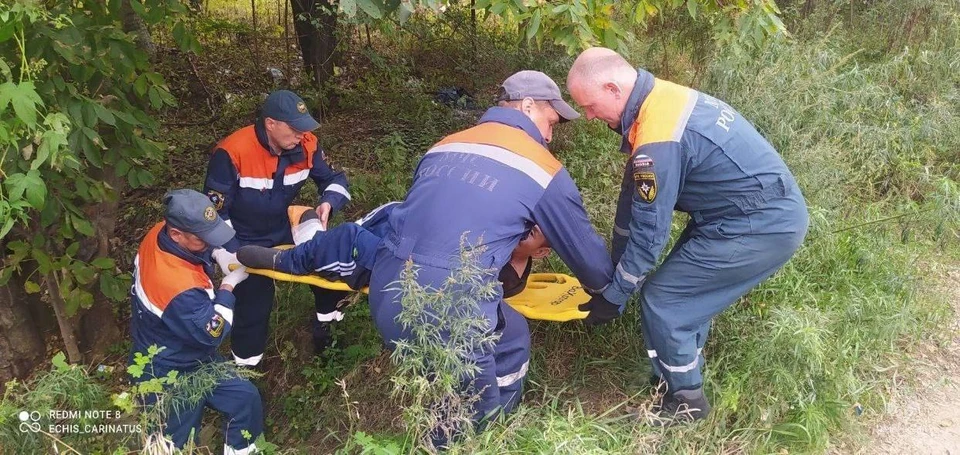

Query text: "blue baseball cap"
[163, 189, 235, 247]
[261, 90, 320, 132]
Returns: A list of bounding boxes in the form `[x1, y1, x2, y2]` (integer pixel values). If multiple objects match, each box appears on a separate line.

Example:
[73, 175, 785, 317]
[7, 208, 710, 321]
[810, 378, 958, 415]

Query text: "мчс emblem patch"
[634, 171, 657, 203]
[207, 190, 224, 211]
[206, 314, 224, 338]
[204, 206, 216, 221]
[632, 154, 657, 203]
[296, 101, 307, 113]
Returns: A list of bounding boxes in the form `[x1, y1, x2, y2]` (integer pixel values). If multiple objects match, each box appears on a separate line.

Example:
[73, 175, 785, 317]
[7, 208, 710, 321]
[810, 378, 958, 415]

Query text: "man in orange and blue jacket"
[129, 189, 261, 454]
[203, 90, 352, 366]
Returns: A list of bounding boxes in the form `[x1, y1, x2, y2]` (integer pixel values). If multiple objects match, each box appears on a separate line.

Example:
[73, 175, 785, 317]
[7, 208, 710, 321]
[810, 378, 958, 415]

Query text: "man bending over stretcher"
[237, 202, 553, 299]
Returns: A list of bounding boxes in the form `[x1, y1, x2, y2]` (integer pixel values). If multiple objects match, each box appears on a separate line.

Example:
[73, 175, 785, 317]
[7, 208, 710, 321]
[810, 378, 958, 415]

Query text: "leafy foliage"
[335, 0, 786, 52]
[388, 235, 501, 449]
[0, 1, 189, 330]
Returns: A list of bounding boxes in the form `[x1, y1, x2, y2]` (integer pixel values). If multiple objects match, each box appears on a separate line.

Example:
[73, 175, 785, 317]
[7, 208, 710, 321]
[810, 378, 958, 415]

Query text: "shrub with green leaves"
[387, 235, 502, 450]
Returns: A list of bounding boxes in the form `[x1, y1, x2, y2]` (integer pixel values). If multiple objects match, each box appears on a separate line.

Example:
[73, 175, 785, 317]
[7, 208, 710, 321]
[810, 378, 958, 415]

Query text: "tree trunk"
[0, 273, 46, 391]
[76, 170, 125, 361]
[291, 0, 338, 87]
[121, 0, 155, 57]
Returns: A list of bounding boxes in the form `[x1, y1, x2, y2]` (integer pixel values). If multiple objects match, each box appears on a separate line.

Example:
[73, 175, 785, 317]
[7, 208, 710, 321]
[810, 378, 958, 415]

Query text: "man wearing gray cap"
[366, 70, 613, 445]
[128, 189, 262, 454]
[203, 90, 353, 366]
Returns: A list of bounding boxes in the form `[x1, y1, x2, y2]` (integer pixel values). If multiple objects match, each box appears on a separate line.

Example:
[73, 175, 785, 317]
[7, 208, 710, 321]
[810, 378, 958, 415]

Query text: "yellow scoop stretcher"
[232, 247, 588, 321]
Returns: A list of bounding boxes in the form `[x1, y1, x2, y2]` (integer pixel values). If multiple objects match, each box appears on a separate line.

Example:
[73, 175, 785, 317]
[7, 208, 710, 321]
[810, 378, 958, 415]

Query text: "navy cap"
[163, 189, 235, 247]
[497, 70, 581, 122]
[261, 90, 320, 132]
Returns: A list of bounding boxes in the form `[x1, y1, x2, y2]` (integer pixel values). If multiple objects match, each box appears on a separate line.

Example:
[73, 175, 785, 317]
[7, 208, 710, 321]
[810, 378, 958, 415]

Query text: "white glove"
[221, 266, 249, 289]
[211, 248, 240, 275]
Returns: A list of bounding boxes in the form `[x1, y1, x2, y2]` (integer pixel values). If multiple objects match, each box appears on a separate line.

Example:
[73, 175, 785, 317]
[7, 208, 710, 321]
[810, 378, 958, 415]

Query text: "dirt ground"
[858, 265, 960, 454]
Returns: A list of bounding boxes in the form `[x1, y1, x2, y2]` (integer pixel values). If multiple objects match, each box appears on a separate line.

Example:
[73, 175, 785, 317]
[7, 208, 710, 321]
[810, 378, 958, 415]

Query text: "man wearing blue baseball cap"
[128, 189, 262, 454]
[203, 90, 353, 367]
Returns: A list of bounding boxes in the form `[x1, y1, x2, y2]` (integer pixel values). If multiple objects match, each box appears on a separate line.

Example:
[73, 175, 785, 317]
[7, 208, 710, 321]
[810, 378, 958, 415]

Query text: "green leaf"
[525, 9, 542, 40]
[91, 257, 114, 269]
[341, 0, 357, 17]
[10, 82, 42, 127]
[0, 81, 14, 110]
[65, 242, 80, 257]
[686, 0, 697, 18]
[148, 86, 162, 109]
[398, 0, 414, 23]
[5, 170, 46, 210]
[24, 280, 41, 293]
[73, 264, 97, 285]
[0, 215, 14, 240]
[72, 216, 95, 237]
[129, 0, 147, 17]
[133, 74, 148, 97]
[33, 248, 53, 274]
[172, 22, 185, 46]
[52, 352, 70, 371]
[94, 104, 116, 126]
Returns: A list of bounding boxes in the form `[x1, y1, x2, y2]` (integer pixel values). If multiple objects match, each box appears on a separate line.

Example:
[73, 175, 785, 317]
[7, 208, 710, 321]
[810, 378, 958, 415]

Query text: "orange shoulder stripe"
[627, 78, 698, 152]
[434, 123, 562, 177]
[135, 223, 213, 313]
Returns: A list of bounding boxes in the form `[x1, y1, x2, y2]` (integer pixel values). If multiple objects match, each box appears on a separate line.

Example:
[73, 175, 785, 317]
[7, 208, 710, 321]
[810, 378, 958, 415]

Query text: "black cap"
[261, 90, 320, 132]
[163, 189, 235, 247]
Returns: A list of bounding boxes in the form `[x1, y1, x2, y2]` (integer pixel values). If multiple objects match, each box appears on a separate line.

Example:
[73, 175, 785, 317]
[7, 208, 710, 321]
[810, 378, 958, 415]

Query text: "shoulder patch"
[632, 154, 657, 203]
[207, 190, 224, 211]
[206, 314, 225, 338]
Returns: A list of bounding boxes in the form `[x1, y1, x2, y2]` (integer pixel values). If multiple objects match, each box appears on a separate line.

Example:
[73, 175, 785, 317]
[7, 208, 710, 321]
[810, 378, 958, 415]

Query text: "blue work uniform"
[367, 107, 614, 441]
[269, 221, 383, 290]
[606, 69, 809, 392]
[129, 223, 262, 454]
[276, 200, 534, 299]
[203, 118, 352, 366]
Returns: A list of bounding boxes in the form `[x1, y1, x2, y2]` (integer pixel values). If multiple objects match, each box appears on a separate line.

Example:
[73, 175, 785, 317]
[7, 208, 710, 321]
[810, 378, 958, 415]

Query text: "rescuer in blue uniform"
[567, 48, 809, 424]
[129, 189, 262, 454]
[364, 71, 615, 444]
[203, 90, 352, 366]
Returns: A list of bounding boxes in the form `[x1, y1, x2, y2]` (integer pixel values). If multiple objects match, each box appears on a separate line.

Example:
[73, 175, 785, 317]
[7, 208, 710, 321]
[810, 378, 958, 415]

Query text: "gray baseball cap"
[163, 189, 235, 247]
[497, 70, 580, 122]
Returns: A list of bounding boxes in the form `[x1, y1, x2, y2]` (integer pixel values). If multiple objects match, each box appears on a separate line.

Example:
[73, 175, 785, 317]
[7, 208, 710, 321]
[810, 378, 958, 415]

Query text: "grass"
[3, 1, 958, 454]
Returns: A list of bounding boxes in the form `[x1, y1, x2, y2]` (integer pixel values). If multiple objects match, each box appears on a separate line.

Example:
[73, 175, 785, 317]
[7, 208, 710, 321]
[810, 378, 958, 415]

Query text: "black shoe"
[312, 321, 335, 356]
[650, 388, 711, 427]
[237, 245, 282, 270]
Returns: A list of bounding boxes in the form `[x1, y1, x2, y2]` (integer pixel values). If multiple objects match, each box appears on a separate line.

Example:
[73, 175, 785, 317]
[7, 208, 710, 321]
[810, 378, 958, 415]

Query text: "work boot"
[312, 319, 335, 357]
[649, 387, 711, 427]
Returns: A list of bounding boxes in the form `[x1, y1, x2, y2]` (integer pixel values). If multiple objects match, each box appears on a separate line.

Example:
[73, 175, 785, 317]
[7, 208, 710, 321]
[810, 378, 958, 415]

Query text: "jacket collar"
[616, 68, 655, 154]
[478, 107, 547, 146]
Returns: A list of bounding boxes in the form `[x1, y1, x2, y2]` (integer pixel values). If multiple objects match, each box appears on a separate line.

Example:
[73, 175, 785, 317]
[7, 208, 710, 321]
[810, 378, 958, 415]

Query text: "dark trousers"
[230, 273, 348, 365]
